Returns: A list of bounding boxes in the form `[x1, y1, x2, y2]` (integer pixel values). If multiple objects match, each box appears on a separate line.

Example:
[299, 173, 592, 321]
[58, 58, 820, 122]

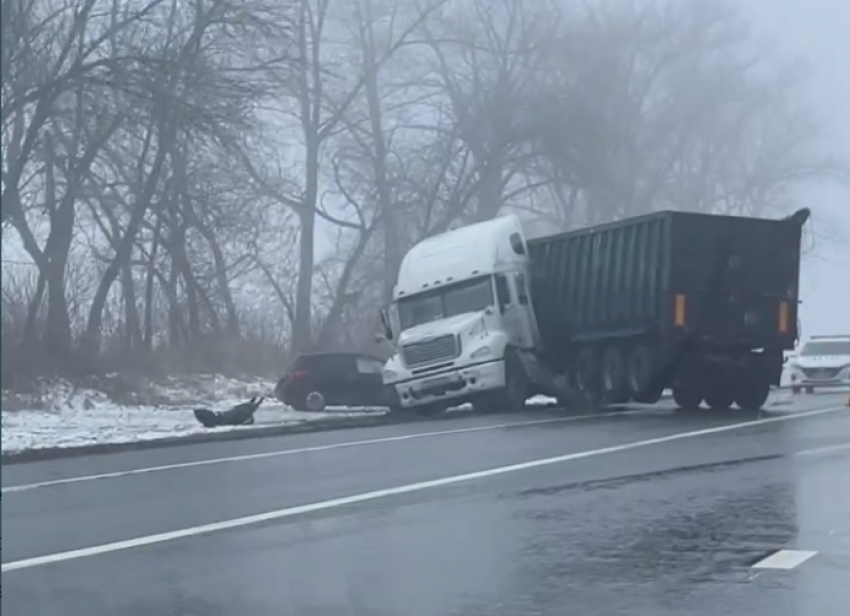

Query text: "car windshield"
[397, 276, 493, 331]
[800, 340, 850, 356]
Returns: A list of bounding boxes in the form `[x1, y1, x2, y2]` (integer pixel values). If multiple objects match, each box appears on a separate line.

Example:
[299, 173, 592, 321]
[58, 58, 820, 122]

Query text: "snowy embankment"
[1, 375, 384, 455]
[1, 372, 563, 455]
[1, 365, 798, 455]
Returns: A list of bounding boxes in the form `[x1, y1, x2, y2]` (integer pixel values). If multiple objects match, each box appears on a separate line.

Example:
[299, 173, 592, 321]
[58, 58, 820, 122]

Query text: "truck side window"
[516, 273, 529, 305]
[495, 274, 511, 313]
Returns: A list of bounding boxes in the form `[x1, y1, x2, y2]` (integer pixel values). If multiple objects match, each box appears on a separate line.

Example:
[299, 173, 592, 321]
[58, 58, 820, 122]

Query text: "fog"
[1, 0, 847, 381]
[739, 0, 849, 337]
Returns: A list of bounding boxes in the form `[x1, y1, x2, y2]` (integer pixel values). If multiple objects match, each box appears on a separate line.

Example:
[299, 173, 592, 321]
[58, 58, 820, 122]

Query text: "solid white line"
[1, 405, 843, 573]
[1, 412, 631, 494]
[751, 549, 818, 570]
[795, 442, 850, 457]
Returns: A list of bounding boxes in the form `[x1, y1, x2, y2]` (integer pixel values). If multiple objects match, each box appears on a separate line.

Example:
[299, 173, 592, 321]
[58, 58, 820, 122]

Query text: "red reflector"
[289, 370, 307, 379]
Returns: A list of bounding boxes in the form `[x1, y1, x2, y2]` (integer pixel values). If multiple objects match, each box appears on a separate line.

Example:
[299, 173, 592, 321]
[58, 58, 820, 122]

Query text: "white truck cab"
[381, 215, 541, 414]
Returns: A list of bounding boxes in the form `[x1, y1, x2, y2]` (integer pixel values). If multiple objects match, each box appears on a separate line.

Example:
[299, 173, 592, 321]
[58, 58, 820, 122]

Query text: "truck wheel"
[415, 403, 447, 418]
[502, 352, 528, 413]
[704, 388, 734, 411]
[601, 346, 629, 404]
[574, 348, 602, 407]
[672, 381, 702, 410]
[734, 379, 770, 412]
[471, 396, 496, 414]
[628, 345, 663, 404]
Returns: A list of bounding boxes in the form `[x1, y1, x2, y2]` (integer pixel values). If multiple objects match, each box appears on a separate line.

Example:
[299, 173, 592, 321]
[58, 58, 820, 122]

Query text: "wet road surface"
[3, 392, 849, 615]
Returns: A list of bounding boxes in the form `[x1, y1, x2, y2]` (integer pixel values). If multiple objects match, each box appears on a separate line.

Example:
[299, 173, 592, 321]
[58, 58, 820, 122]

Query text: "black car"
[274, 352, 397, 412]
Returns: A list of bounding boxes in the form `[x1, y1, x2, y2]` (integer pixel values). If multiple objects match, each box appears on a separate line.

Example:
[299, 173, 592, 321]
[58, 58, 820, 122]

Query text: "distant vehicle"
[379, 208, 809, 415]
[786, 335, 850, 393]
[274, 352, 396, 412]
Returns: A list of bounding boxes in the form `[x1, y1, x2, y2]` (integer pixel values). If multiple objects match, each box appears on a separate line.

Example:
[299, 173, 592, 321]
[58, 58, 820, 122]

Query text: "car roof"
[293, 351, 384, 363]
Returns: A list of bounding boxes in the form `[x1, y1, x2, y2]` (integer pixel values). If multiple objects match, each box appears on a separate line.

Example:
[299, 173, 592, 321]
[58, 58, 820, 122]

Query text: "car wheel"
[305, 391, 326, 412]
[805, 386, 815, 394]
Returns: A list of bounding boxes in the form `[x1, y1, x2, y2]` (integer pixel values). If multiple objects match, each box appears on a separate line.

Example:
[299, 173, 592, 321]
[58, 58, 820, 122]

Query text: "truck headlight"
[383, 369, 397, 381]
[470, 346, 491, 359]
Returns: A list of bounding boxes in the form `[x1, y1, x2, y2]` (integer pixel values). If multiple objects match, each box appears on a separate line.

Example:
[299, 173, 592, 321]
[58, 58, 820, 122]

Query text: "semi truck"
[379, 208, 808, 416]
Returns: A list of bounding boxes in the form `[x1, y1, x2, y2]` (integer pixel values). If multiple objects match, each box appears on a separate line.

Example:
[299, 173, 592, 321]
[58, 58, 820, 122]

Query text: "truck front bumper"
[390, 359, 506, 409]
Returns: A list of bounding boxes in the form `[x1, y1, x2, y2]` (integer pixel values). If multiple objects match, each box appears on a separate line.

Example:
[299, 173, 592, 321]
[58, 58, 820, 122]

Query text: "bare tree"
[240, 0, 447, 351]
[523, 0, 843, 228]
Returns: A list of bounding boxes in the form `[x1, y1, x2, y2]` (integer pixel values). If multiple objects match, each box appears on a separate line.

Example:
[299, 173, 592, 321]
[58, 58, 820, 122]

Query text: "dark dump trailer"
[527, 208, 808, 411]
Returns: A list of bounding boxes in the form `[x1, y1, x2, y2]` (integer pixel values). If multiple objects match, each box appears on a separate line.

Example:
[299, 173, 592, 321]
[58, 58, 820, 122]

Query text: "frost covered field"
[1, 375, 383, 454]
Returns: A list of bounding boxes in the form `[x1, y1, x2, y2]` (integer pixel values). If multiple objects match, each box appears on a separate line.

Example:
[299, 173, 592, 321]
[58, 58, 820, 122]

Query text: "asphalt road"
[3, 392, 849, 616]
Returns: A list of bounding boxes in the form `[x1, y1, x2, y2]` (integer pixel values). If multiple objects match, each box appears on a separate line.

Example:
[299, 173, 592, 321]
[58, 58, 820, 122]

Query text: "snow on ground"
[0, 367, 811, 454]
[0, 375, 560, 455]
[0, 376, 384, 454]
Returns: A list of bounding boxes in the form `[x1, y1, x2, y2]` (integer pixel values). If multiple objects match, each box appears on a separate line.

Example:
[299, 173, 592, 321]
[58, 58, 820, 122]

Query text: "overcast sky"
[739, 0, 849, 338]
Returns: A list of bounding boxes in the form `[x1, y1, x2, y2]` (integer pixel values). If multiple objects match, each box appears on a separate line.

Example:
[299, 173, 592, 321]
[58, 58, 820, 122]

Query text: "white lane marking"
[1, 411, 636, 494]
[795, 442, 850, 457]
[1, 405, 843, 573]
[751, 549, 818, 570]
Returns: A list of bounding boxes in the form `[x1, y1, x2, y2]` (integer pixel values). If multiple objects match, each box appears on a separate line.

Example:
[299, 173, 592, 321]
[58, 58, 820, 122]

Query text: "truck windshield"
[800, 340, 850, 356]
[397, 276, 493, 331]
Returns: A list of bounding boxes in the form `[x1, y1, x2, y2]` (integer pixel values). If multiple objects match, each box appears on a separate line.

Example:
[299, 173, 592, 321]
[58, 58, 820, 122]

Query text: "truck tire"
[601, 345, 629, 404]
[704, 387, 734, 410]
[627, 345, 663, 404]
[734, 378, 770, 412]
[501, 351, 528, 413]
[415, 403, 447, 418]
[471, 352, 526, 414]
[574, 347, 602, 407]
[672, 381, 702, 410]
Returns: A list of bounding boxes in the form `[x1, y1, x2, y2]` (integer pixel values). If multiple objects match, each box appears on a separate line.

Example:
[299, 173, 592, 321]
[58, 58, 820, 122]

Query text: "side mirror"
[379, 309, 393, 341]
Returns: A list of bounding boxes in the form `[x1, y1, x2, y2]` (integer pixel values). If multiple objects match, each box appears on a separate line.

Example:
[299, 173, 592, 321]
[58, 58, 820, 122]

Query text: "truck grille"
[402, 334, 460, 367]
[801, 367, 839, 379]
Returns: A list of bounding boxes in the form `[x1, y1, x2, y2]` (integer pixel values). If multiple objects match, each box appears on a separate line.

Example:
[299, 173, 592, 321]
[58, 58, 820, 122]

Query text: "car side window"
[355, 357, 383, 374]
[318, 354, 353, 374]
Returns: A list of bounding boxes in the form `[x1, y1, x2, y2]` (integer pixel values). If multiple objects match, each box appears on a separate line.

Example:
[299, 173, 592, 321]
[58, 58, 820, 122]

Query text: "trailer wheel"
[734, 378, 770, 412]
[704, 387, 734, 411]
[574, 348, 602, 407]
[672, 381, 703, 410]
[601, 346, 629, 404]
[628, 345, 663, 404]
